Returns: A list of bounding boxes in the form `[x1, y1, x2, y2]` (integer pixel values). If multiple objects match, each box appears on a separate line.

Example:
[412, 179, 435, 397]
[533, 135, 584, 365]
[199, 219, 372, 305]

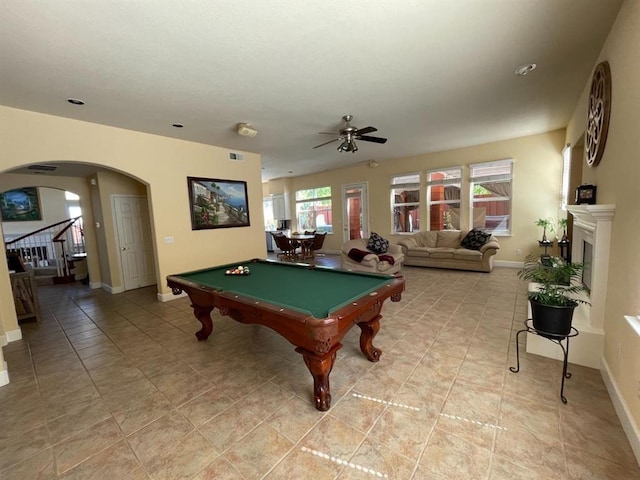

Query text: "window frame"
[295, 186, 333, 234]
[390, 173, 421, 234]
[426, 166, 463, 231]
[469, 159, 514, 236]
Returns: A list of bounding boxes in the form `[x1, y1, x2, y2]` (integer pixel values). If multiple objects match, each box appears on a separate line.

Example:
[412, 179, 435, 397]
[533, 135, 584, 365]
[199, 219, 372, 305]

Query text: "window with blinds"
[469, 159, 513, 235]
[426, 167, 462, 231]
[391, 173, 420, 233]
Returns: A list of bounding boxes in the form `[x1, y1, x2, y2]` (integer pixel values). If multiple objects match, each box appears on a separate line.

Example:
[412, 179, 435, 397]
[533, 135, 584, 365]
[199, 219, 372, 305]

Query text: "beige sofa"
[340, 238, 404, 274]
[397, 230, 499, 272]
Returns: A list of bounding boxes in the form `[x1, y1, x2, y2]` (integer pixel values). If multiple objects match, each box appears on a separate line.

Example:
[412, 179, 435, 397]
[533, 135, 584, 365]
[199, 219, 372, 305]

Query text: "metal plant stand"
[510, 319, 579, 404]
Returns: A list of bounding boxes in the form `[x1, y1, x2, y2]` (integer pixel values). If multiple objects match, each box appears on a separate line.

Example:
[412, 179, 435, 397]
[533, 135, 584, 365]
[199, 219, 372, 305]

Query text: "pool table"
[167, 259, 405, 411]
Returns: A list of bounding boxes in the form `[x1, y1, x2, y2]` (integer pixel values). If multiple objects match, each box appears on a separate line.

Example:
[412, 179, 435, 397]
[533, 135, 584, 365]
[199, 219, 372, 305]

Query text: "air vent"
[229, 152, 244, 161]
[27, 165, 58, 172]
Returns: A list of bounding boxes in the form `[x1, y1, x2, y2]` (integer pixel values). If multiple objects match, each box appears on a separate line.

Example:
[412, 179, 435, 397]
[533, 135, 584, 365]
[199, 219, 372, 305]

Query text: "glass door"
[342, 183, 368, 242]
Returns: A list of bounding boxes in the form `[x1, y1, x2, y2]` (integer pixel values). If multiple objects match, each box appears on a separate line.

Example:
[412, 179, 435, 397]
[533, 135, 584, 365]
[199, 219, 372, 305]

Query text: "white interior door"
[113, 195, 156, 290]
[342, 183, 369, 243]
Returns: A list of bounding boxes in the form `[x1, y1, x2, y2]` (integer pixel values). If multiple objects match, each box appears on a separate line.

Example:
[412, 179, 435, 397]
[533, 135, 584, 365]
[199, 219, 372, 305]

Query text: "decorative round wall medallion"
[585, 61, 612, 167]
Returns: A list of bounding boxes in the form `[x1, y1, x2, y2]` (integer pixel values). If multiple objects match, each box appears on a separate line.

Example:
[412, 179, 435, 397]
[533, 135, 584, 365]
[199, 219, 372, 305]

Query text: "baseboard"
[102, 283, 124, 294]
[89, 281, 102, 289]
[0, 361, 9, 387]
[494, 260, 524, 268]
[601, 357, 640, 466]
[157, 290, 187, 302]
[5, 328, 22, 343]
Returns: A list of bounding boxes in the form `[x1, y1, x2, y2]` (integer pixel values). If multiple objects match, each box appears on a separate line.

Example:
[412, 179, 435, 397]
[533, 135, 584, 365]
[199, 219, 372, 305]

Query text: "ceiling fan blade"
[356, 126, 377, 135]
[358, 135, 388, 144]
[312, 138, 340, 149]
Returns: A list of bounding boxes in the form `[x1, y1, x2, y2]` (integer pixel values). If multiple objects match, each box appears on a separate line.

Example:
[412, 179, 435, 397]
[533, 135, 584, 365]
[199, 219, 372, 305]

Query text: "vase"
[530, 299, 577, 339]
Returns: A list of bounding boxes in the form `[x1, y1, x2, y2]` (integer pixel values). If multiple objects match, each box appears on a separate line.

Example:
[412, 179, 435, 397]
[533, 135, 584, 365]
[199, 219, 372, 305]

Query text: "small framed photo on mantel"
[576, 184, 597, 205]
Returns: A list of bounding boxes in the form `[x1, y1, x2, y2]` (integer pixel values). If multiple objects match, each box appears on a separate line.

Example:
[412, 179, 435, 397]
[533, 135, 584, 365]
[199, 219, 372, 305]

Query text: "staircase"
[5, 217, 86, 285]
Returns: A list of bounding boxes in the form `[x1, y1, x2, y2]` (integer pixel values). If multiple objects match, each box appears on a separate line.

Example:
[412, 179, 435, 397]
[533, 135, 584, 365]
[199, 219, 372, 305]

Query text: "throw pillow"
[367, 232, 389, 254]
[461, 229, 492, 250]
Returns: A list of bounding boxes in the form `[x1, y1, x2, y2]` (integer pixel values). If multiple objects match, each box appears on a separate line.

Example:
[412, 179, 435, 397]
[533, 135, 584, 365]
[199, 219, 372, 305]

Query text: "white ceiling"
[0, 1, 623, 182]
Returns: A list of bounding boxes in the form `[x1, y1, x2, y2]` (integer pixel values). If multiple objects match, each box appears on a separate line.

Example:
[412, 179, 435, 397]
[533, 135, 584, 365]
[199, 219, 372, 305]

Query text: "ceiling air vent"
[27, 164, 58, 172]
[229, 152, 244, 161]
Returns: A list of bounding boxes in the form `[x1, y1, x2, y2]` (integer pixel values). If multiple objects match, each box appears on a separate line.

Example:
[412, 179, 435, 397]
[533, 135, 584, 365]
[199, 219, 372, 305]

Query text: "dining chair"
[310, 232, 327, 258]
[271, 232, 298, 261]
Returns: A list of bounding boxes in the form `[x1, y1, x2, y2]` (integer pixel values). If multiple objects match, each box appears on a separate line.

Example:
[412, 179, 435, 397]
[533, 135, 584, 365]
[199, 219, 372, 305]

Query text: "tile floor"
[1, 257, 639, 479]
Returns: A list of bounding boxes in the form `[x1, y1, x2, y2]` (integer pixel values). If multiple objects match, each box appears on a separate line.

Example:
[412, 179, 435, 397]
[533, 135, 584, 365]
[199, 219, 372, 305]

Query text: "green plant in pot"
[535, 218, 554, 243]
[558, 218, 569, 243]
[518, 254, 590, 338]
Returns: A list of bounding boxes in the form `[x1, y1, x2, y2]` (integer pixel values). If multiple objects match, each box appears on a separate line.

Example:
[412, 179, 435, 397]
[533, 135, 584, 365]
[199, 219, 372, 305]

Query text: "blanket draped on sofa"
[347, 248, 395, 265]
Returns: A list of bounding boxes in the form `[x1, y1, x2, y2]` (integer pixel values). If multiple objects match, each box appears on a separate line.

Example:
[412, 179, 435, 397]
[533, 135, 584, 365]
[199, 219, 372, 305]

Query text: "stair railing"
[4, 216, 85, 278]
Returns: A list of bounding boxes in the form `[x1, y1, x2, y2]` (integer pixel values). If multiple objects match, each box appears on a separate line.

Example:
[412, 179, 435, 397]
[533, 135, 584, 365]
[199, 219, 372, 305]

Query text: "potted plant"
[557, 218, 569, 243]
[518, 254, 590, 338]
[535, 218, 554, 243]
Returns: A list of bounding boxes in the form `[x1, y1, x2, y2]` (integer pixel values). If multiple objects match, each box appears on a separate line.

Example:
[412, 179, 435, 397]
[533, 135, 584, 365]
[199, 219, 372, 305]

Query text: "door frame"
[342, 182, 369, 243]
[112, 194, 156, 291]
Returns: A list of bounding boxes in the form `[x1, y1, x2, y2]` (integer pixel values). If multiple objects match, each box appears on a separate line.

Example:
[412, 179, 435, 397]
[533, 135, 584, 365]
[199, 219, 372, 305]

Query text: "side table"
[509, 319, 579, 403]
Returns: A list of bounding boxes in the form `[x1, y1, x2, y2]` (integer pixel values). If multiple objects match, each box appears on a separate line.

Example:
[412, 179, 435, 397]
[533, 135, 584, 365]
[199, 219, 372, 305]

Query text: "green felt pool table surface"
[173, 259, 395, 318]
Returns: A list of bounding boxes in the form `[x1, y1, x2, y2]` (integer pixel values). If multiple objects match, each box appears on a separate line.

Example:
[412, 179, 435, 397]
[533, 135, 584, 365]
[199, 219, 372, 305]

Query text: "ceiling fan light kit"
[313, 114, 387, 152]
[237, 123, 258, 137]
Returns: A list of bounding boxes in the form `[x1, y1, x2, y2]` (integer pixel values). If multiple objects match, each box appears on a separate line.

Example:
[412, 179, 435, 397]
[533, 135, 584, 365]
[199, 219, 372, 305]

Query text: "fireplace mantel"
[566, 204, 616, 231]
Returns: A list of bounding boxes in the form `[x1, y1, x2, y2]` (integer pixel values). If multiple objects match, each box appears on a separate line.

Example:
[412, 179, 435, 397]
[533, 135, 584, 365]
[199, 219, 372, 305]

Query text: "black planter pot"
[530, 299, 577, 339]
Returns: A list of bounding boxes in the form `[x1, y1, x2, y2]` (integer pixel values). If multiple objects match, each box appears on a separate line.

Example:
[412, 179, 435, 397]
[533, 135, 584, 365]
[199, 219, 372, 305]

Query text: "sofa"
[340, 238, 404, 274]
[397, 230, 499, 272]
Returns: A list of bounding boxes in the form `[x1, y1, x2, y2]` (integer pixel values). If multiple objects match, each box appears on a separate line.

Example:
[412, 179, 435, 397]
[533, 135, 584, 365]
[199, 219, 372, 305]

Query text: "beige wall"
[566, 0, 640, 436]
[269, 129, 566, 262]
[0, 106, 266, 301]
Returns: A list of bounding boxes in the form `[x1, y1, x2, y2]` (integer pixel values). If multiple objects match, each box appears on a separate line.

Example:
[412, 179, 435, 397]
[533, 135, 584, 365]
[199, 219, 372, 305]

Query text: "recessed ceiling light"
[172, 123, 184, 128]
[288, 171, 293, 174]
[514, 64, 537, 76]
[67, 98, 85, 105]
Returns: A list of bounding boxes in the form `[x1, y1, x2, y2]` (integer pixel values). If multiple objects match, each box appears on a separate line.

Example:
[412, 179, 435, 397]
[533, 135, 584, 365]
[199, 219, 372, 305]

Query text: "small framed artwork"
[576, 184, 597, 205]
[187, 177, 251, 230]
[0, 187, 43, 221]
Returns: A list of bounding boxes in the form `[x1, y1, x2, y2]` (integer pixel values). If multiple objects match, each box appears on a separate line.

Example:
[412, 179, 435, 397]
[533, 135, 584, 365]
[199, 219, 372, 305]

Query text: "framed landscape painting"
[0, 187, 42, 222]
[187, 177, 251, 230]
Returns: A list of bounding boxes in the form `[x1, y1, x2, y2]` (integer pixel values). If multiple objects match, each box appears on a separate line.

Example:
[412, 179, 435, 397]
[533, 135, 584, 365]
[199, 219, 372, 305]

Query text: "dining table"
[286, 233, 315, 259]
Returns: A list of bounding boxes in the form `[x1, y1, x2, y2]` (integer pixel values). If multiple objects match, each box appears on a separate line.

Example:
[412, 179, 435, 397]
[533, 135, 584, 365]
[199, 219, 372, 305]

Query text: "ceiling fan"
[313, 115, 388, 153]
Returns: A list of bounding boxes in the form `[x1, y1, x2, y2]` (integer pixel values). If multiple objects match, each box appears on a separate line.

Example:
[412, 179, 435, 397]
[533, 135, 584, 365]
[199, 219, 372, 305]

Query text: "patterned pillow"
[367, 232, 389, 254]
[460, 229, 492, 250]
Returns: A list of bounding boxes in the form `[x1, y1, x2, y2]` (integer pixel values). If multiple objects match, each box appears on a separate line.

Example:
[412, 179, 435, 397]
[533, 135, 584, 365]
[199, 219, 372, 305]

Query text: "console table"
[510, 319, 579, 403]
[10, 270, 40, 322]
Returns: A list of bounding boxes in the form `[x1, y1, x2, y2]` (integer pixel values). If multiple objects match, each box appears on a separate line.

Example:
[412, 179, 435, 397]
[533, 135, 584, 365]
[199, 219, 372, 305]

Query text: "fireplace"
[526, 204, 615, 368]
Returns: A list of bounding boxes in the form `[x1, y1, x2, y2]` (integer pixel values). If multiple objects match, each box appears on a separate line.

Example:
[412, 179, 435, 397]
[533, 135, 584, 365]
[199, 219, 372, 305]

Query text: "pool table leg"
[296, 345, 340, 411]
[357, 316, 382, 362]
[193, 305, 214, 340]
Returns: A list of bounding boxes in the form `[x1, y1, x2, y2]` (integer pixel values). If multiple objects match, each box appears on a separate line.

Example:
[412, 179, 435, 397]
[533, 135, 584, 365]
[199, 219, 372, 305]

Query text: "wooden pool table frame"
[167, 259, 405, 411]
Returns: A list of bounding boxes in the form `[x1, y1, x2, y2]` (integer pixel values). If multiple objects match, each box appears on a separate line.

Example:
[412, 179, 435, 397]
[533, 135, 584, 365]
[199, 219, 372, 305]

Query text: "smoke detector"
[237, 123, 258, 137]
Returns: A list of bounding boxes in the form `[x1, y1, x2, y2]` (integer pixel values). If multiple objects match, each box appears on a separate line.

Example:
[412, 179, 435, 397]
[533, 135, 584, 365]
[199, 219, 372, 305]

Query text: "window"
[470, 160, 513, 235]
[391, 174, 420, 233]
[426, 167, 462, 231]
[263, 197, 276, 231]
[295, 186, 332, 233]
[65, 191, 82, 220]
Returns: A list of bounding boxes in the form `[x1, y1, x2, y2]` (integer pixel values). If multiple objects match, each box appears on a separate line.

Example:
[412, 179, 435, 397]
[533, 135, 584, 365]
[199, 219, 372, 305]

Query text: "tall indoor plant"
[518, 254, 590, 338]
[535, 218, 554, 243]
